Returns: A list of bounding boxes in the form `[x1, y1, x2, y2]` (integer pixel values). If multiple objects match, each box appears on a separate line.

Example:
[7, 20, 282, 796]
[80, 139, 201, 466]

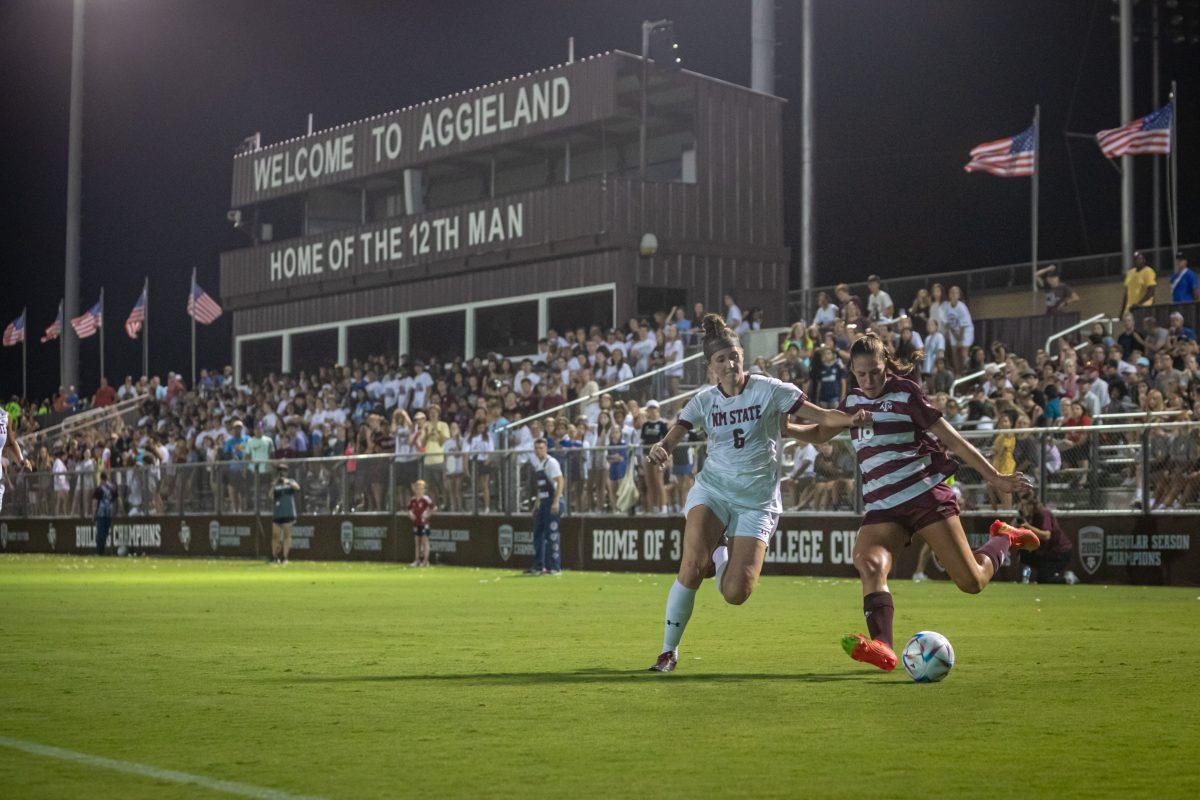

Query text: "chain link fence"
[3, 420, 1194, 520]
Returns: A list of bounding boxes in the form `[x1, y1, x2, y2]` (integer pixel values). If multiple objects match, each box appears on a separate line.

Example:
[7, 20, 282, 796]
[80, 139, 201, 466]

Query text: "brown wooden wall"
[232, 250, 630, 336]
[221, 180, 609, 305]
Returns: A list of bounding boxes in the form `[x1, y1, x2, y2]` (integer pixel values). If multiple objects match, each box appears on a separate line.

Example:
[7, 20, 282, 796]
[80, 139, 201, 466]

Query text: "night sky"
[2, 0, 1196, 400]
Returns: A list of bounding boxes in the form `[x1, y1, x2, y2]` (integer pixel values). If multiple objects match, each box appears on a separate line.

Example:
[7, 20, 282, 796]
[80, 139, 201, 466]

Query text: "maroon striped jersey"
[838, 376, 958, 513]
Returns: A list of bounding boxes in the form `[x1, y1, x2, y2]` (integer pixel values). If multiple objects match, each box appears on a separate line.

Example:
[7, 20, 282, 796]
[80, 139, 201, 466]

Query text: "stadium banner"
[1, 514, 1196, 585]
[421, 514, 559, 570]
[578, 515, 917, 577]
[287, 515, 398, 562]
[0, 516, 262, 558]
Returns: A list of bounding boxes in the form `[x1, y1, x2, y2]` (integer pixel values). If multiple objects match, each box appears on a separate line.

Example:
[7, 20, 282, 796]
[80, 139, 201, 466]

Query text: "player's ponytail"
[849, 332, 921, 377]
[701, 313, 740, 361]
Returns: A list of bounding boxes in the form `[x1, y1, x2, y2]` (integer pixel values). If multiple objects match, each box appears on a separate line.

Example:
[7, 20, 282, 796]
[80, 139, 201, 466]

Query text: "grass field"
[1, 555, 1197, 799]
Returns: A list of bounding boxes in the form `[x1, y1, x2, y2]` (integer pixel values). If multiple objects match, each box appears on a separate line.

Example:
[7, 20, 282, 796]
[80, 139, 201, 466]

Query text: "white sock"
[662, 579, 697, 654]
[712, 544, 730, 593]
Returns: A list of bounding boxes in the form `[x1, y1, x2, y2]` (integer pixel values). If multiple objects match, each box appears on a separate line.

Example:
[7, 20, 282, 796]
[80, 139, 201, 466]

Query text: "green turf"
[1, 555, 1197, 799]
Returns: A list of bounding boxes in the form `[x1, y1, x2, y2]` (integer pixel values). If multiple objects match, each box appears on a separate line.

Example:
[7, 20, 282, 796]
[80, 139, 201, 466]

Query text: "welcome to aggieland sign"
[1, 514, 1196, 586]
[230, 55, 618, 208]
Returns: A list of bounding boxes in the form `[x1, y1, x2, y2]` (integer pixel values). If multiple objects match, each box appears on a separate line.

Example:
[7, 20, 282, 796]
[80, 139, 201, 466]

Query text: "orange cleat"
[841, 633, 897, 671]
[989, 520, 1040, 551]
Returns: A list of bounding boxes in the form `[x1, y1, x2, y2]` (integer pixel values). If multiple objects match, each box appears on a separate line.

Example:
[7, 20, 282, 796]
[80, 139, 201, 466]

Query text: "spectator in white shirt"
[944, 285, 975, 371]
[629, 323, 657, 374]
[866, 275, 894, 321]
[782, 442, 817, 509]
[412, 361, 434, 396]
[813, 292, 839, 327]
[923, 319, 946, 376]
[382, 371, 403, 410]
[662, 325, 684, 395]
[929, 282, 950, 330]
[365, 371, 385, 404]
[608, 350, 634, 391]
[723, 293, 743, 332]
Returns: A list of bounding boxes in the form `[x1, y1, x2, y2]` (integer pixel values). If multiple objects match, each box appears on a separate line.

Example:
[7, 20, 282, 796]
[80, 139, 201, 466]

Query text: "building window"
[549, 290, 613, 335]
[291, 329, 338, 375]
[347, 320, 399, 365]
[475, 301, 538, 357]
[239, 337, 282, 383]
[409, 311, 465, 364]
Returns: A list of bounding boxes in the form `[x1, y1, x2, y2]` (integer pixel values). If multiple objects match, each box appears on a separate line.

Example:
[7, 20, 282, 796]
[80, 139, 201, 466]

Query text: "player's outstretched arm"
[791, 401, 870, 430]
[782, 420, 842, 444]
[647, 423, 688, 469]
[929, 418, 1032, 496]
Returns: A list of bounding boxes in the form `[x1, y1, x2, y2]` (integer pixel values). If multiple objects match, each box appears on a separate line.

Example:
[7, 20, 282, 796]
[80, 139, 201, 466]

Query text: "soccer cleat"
[990, 520, 1040, 551]
[648, 651, 678, 672]
[841, 633, 897, 671]
[912, 571, 928, 582]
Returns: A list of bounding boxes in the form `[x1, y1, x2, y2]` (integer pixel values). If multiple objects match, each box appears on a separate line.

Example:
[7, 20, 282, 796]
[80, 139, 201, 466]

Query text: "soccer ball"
[902, 631, 955, 683]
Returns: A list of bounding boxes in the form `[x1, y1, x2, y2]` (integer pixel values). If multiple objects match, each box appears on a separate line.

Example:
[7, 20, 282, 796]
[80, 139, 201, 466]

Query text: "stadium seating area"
[5, 277, 1200, 518]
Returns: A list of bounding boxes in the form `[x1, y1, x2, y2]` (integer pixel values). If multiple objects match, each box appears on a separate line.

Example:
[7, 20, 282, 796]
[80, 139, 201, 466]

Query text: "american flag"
[188, 282, 223, 325]
[2, 311, 25, 347]
[71, 299, 103, 339]
[41, 304, 62, 343]
[1096, 101, 1173, 158]
[125, 288, 146, 339]
[964, 124, 1037, 177]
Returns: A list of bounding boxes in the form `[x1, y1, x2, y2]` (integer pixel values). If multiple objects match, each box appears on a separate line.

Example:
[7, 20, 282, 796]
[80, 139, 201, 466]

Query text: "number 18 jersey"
[679, 374, 807, 513]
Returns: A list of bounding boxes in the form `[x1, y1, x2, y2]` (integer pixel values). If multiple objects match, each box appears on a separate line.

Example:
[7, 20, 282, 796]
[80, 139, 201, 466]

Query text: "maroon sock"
[974, 535, 1010, 576]
[862, 591, 894, 647]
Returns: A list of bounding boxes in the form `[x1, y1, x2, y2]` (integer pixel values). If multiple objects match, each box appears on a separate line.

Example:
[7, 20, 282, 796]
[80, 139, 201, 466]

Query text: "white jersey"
[0, 409, 7, 481]
[680, 374, 807, 513]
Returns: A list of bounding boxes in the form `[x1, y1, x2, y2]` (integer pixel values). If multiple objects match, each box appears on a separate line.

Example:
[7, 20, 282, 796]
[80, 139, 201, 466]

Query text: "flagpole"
[98, 286, 105, 386]
[1169, 82, 1178, 264]
[142, 276, 150, 379]
[1031, 105, 1040, 302]
[191, 267, 197, 388]
[21, 307, 27, 400]
[57, 299, 64, 395]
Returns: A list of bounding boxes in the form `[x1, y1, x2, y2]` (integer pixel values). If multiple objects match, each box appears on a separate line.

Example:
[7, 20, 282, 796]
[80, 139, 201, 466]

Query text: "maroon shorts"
[861, 482, 960, 541]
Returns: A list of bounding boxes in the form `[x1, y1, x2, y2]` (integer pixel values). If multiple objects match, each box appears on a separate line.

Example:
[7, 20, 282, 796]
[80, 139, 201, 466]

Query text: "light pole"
[63, 0, 85, 390]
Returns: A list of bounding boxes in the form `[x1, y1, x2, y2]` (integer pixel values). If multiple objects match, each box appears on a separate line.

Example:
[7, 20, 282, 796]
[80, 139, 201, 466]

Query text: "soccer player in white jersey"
[803, 333, 1037, 672]
[644, 314, 870, 672]
[0, 408, 32, 512]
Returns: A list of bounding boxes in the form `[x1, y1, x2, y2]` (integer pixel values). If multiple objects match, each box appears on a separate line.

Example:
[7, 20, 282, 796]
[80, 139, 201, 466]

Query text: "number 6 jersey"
[678, 374, 807, 513]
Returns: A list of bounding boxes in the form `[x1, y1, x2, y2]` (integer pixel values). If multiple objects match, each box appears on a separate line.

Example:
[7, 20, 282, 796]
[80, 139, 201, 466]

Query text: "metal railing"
[500, 351, 705, 434]
[1045, 313, 1110, 355]
[4, 420, 1197, 521]
[17, 392, 149, 450]
[787, 242, 1198, 322]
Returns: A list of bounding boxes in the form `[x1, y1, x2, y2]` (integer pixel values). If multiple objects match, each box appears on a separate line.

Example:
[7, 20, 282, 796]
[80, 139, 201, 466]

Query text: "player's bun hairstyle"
[849, 332, 922, 378]
[700, 313, 740, 361]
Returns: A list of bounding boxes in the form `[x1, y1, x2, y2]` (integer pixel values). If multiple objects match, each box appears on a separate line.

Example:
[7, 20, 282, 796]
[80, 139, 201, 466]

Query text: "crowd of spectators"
[4, 250, 1198, 517]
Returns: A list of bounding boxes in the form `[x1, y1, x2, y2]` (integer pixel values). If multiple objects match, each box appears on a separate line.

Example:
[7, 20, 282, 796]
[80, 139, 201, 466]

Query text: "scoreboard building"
[220, 51, 787, 378]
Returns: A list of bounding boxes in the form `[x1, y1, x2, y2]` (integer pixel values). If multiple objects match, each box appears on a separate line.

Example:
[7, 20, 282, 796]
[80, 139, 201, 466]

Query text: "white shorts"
[683, 483, 778, 544]
[950, 325, 975, 348]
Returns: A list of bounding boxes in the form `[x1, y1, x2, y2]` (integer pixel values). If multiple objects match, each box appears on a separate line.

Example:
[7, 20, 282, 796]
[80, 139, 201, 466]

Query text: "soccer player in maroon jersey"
[793, 333, 1037, 671]
[407, 479, 436, 567]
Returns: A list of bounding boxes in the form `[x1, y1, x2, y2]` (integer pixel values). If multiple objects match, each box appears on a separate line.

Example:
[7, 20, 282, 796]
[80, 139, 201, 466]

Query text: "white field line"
[0, 735, 326, 800]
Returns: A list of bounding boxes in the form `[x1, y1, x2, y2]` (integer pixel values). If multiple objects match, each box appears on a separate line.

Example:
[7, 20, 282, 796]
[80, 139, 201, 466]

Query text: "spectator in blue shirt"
[223, 420, 250, 511]
[1168, 312, 1196, 342]
[1171, 252, 1197, 304]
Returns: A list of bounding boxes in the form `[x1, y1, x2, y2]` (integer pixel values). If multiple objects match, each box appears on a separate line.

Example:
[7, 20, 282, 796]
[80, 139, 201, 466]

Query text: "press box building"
[220, 51, 788, 378]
